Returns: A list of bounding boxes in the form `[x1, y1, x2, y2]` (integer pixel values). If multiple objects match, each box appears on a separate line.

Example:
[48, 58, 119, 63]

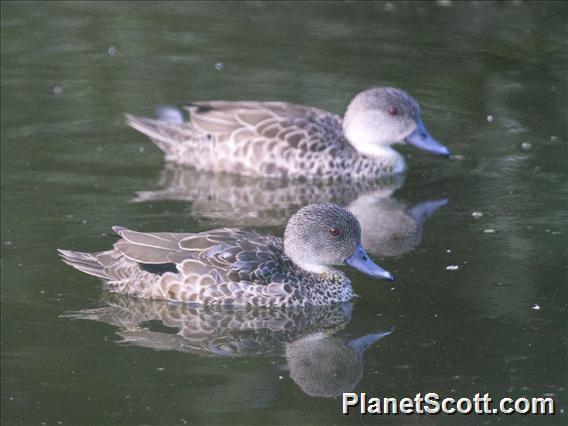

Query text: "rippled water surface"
[1, 2, 566, 425]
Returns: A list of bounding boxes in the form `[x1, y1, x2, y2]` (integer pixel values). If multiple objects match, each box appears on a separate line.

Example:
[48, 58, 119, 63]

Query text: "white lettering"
[399, 397, 413, 414]
[340, 392, 555, 415]
[442, 397, 456, 414]
[367, 398, 381, 414]
[424, 392, 440, 414]
[342, 393, 358, 415]
[457, 397, 473, 413]
[515, 398, 530, 414]
[501, 397, 514, 414]
[383, 397, 397, 414]
[532, 397, 554, 414]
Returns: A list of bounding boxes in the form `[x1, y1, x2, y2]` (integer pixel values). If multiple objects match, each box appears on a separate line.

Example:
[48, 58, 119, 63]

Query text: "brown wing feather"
[113, 227, 194, 264]
[111, 227, 288, 286]
[185, 101, 346, 154]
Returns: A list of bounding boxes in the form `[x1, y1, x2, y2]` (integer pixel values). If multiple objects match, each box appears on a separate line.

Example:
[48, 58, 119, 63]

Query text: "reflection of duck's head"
[349, 196, 448, 257]
[286, 329, 393, 398]
[284, 203, 392, 280]
[343, 88, 450, 159]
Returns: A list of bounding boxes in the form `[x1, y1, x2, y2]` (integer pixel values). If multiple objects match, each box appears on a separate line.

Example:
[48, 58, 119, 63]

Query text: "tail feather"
[125, 113, 194, 156]
[57, 249, 112, 280]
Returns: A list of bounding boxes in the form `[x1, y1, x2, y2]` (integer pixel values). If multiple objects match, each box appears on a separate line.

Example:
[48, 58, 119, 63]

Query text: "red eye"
[329, 227, 340, 237]
[387, 106, 398, 116]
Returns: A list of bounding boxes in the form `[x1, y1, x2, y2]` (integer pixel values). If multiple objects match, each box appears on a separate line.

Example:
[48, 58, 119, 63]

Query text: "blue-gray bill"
[405, 119, 450, 157]
[344, 244, 394, 281]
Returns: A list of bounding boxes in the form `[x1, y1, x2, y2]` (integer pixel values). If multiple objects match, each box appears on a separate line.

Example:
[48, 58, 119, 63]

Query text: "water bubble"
[472, 211, 483, 219]
[214, 62, 224, 71]
[550, 135, 558, 142]
[531, 304, 541, 310]
[484, 229, 496, 234]
[446, 265, 459, 271]
[52, 84, 64, 95]
[138, 146, 146, 153]
[521, 142, 532, 150]
[107, 45, 117, 56]
[486, 115, 494, 123]
[384, 2, 394, 11]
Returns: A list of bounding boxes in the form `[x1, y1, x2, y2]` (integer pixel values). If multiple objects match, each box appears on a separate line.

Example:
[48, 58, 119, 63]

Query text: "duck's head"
[284, 203, 393, 280]
[343, 87, 450, 158]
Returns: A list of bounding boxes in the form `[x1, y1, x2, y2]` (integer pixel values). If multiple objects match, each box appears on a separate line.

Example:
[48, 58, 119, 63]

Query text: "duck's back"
[127, 101, 384, 179]
[60, 227, 312, 306]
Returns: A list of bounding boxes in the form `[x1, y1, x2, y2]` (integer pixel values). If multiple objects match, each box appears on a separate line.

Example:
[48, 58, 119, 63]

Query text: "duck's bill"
[405, 119, 450, 157]
[344, 244, 394, 281]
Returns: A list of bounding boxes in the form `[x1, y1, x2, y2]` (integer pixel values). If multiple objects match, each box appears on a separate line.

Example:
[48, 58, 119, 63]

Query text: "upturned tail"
[58, 249, 113, 280]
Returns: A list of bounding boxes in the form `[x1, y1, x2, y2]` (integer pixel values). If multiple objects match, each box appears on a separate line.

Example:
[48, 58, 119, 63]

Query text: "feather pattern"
[126, 99, 397, 180]
[57, 203, 394, 307]
[58, 227, 352, 307]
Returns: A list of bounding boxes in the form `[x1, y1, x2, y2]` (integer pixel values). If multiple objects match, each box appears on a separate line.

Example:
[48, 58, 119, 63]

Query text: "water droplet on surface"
[486, 115, 494, 123]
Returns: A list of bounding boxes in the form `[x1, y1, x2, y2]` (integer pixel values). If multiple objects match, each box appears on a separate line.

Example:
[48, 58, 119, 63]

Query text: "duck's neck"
[291, 260, 345, 282]
[294, 260, 334, 275]
[354, 144, 405, 173]
[342, 124, 406, 174]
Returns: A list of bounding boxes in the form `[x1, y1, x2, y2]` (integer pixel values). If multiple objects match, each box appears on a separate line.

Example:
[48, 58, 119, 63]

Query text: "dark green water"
[1, 1, 566, 425]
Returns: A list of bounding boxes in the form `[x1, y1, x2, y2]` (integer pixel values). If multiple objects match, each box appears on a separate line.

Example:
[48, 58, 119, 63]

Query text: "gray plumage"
[126, 87, 448, 180]
[58, 203, 392, 307]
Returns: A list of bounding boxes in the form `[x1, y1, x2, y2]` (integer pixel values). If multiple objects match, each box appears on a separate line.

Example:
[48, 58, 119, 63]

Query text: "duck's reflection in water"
[64, 294, 393, 398]
[287, 330, 392, 398]
[133, 165, 447, 257]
